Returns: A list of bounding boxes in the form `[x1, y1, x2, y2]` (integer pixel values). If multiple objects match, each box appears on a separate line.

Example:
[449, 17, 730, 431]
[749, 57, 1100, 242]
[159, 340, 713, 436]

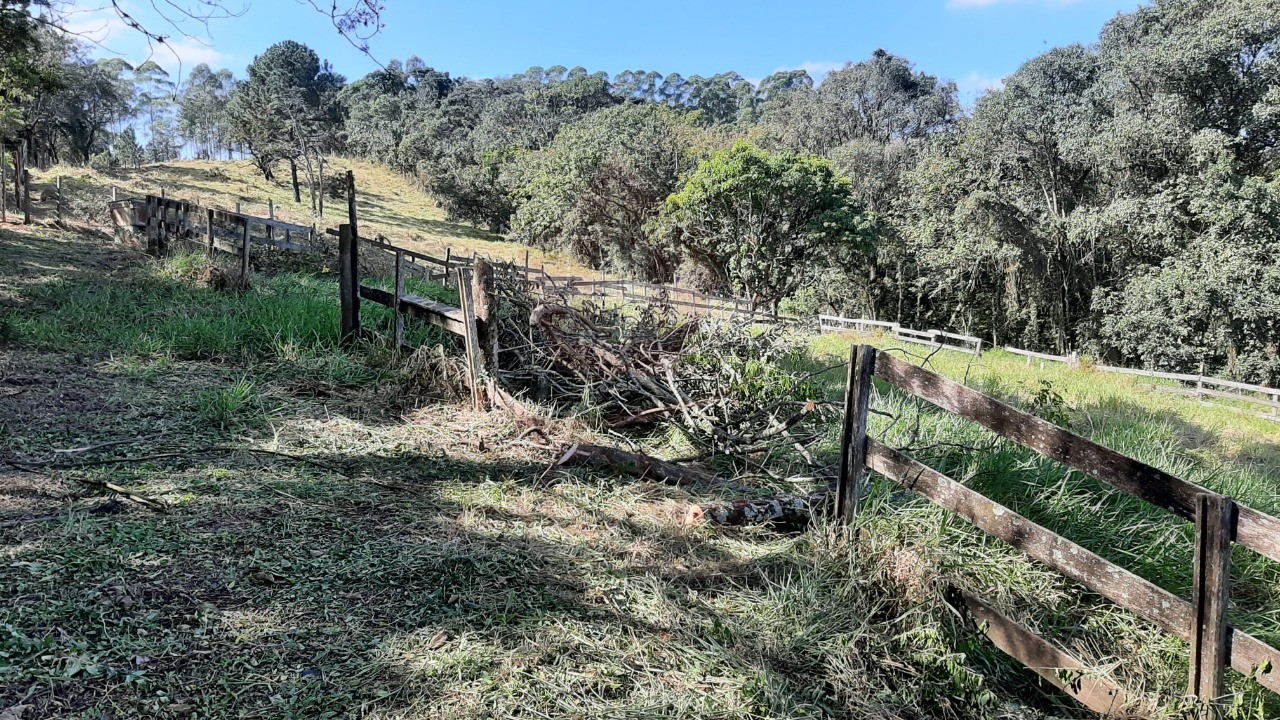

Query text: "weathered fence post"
[206, 208, 215, 257]
[111, 185, 116, 202]
[836, 344, 877, 524]
[145, 195, 158, 255]
[393, 249, 405, 351]
[0, 142, 6, 223]
[338, 223, 360, 344]
[457, 267, 485, 410]
[472, 257, 498, 373]
[240, 218, 250, 278]
[346, 170, 358, 239]
[1189, 492, 1236, 718]
[20, 144, 30, 225]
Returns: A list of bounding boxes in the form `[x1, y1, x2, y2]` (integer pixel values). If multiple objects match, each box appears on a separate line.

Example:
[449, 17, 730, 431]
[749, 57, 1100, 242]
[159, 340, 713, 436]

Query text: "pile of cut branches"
[489, 269, 843, 514]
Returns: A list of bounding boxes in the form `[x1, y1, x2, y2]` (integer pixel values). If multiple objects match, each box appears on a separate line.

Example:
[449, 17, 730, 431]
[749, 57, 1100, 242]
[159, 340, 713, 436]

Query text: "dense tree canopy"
[3, 0, 1277, 382]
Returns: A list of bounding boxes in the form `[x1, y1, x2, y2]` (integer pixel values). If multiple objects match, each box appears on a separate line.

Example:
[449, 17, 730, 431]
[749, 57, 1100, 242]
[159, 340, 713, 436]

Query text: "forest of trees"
[2, 0, 1278, 383]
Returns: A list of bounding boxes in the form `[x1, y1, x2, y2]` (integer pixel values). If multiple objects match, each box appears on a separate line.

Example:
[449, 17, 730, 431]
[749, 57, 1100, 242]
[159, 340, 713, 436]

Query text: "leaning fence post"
[338, 223, 360, 343]
[472, 257, 498, 373]
[457, 267, 484, 410]
[393, 249, 405, 351]
[1189, 492, 1235, 718]
[836, 344, 877, 524]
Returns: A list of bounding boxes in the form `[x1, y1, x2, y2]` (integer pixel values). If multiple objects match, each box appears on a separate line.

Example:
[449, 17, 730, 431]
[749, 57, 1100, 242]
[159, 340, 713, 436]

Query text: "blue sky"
[70, 0, 1146, 103]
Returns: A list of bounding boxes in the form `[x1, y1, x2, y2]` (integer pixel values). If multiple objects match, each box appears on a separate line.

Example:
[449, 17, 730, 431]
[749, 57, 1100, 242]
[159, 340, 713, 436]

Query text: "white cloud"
[53, 2, 226, 79]
[956, 71, 1006, 104]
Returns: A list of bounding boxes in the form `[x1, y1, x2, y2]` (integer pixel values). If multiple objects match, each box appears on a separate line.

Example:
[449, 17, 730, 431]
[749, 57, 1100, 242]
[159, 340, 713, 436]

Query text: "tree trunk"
[290, 158, 301, 203]
[556, 443, 720, 488]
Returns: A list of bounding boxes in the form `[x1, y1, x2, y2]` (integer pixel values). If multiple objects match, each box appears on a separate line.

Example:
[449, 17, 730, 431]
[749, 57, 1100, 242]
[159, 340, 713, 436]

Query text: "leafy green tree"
[509, 103, 692, 279]
[658, 140, 872, 309]
[52, 57, 133, 162]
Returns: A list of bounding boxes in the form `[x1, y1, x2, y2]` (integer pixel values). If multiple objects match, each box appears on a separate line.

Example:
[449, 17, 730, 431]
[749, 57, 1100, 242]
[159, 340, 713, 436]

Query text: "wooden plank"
[867, 439, 1194, 636]
[249, 234, 304, 252]
[357, 284, 466, 336]
[211, 208, 312, 234]
[866, 440, 1280, 695]
[836, 345, 876, 523]
[1005, 346, 1071, 363]
[953, 589, 1131, 716]
[871, 351, 1280, 565]
[357, 235, 449, 267]
[210, 239, 241, 256]
[1189, 494, 1235, 713]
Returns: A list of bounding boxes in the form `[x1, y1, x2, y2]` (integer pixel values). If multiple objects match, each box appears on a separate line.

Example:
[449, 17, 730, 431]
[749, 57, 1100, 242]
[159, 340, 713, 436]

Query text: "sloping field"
[2, 207, 1279, 718]
[28, 158, 590, 277]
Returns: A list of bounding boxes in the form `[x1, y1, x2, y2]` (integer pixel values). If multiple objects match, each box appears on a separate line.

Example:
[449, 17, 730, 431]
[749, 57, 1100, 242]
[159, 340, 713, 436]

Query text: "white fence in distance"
[819, 314, 984, 355]
[820, 314, 1278, 421]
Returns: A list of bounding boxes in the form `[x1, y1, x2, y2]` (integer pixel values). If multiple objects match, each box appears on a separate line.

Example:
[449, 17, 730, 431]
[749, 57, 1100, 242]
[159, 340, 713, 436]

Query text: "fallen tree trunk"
[556, 443, 720, 488]
[696, 488, 832, 529]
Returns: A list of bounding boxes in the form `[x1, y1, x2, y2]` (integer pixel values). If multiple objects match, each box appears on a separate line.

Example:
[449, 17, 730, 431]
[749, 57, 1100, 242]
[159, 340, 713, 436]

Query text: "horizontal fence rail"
[834, 344, 1280, 717]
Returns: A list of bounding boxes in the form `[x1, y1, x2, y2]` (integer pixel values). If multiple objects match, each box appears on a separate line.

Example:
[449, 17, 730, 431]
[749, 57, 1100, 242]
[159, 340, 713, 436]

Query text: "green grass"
[808, 330, 1280, 716]
[5, 225, 1280, 718]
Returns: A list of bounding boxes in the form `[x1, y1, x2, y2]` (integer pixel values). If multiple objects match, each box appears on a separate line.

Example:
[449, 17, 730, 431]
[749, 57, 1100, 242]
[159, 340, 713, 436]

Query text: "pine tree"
[115, 127, 144, 169]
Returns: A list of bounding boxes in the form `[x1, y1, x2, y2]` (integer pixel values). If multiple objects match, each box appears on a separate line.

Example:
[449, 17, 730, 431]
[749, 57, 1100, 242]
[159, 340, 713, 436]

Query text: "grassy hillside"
[3, 176, 1280, 717]
[27, 158, 592, 277]
[0, 224, 1057, 720]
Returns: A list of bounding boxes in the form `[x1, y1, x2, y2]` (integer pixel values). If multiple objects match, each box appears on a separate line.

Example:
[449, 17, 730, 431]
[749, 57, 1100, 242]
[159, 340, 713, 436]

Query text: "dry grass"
[27, 158, 592, 278]
[1, 226, 1063, 720]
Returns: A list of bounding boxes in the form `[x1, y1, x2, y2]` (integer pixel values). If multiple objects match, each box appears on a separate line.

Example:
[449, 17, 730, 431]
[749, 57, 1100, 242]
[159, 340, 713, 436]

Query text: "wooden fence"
[335, 223, 491, 410]
[111, 194, 315, 276]
[834, 344, 1280, 717]
[819, 314, 984, 355]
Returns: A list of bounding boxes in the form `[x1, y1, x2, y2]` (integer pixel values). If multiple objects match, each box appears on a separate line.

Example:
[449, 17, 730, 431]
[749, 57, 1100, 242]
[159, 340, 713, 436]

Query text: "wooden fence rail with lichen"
[834, 343, 1280, 718]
